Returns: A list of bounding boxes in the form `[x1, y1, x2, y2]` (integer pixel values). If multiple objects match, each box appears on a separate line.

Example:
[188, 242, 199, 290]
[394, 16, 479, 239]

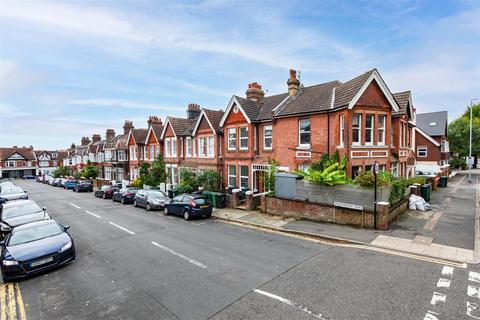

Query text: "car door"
[171, 195, 184, 215]
[136, 190, 146, 207]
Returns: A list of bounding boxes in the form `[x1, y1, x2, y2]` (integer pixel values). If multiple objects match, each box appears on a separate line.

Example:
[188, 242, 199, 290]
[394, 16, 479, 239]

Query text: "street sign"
[334, 201, 363, 211]
[467, 156, 475, 165]
[373, 162, 379, 174]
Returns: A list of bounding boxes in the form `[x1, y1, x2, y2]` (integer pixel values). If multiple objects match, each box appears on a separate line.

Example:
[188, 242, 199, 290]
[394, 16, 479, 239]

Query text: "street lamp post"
[373, 161, 379, 229]
[469, 98, 479, 183]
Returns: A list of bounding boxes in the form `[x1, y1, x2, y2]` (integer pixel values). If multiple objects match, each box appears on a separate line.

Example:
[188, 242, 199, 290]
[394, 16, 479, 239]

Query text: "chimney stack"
[123, 120, 134, 134]
[81, 136, 90, 146]
[287, 69, 300, 96]
[246, 82, 265, 101]
[187, 103, 201, 120]
[147, 116, 162, 127]
[70, 143, 76, 149]
[13, 145, 18, 148]
[92, 134, 101, 144]
[106, 129, 116, 141]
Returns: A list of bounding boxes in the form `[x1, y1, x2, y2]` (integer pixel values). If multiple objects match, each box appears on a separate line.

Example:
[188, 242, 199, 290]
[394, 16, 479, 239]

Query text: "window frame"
[240, 165, 249, 188]
[298, 119, 311, 148]
[198, 137, 206, 157]
[365, 114, 374, 145]
[165, 139, 171, 157]
[227, 128, 236, 151]
[186, 137, 192, 157]
[228, 165, 236, 187]
[352, 113, 362, 145]
[417, 146, 428, 157]
[208, 136, 215, 157]
[171, 139, 177, 157]
[263, 125, 272, 150]
[339, 114, 344, 146]
[239, 127, 249, 150]
[377, 115, 386, 145]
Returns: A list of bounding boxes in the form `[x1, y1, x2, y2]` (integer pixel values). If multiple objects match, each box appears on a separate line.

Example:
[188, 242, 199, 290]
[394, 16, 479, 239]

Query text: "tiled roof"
[393, 91, 411, 111]
[151, 123, 164, 141]
[131, 128, 148, 145]
[168, 117, 197, 136]
[416, 111, 448, 137]
[333, 69, 376, 108]
[0, 147, 36, 161]
[233, 96, 260, 121]
[203, 108, 225, 132]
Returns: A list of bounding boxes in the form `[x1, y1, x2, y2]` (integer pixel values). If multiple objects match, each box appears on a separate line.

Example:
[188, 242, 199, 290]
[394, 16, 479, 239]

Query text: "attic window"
[429, 122, 437, 126]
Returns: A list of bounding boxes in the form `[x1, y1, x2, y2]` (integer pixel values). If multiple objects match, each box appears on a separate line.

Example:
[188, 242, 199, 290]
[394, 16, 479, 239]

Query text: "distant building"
[0, 146, 37, 178]
[35, 150, 66, 176]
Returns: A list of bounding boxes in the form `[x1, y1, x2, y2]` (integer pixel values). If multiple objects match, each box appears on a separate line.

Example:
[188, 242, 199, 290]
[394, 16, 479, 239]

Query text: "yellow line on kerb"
[0, 284, 6, 320]
[15, 283, 27, 320]
[6, 283, 16, 320]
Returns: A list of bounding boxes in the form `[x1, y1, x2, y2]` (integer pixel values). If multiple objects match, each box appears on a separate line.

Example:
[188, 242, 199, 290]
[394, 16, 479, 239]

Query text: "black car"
[134, 189, 170, 211]
[112, 188, 138, 204]
[94, 185, 119, 199]
[163, 194, 212, 220]
[23, 175, 36, 180]
[0, 220, 75, 282]
[73, 180, 93, 192]
[0, 200, 51, 239]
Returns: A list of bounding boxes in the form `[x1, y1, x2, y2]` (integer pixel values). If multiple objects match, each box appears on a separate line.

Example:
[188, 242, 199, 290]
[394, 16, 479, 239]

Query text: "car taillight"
[126, 193, 133, 196]
[189, 200, 196, 207]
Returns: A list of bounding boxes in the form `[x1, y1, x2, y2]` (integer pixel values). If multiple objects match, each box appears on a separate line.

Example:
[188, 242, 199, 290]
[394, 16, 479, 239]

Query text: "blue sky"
[0, 0, 479, 150]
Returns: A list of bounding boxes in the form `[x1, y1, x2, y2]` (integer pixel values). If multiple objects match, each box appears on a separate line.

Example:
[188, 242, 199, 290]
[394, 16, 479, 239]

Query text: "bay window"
[240, 127, 248, 150]
[228, 165, 236, 187]
[186, 138, 192, 157]
[208, 137, 214, 156]
[352, 114, 361, 145]
[365, 114, 373, 144]
[339, 114, 344, 146]
[165, 139, 171, 157]
[228, 128, 236, 150]
[299, 119, 310, 148]
[171, 139, 177, 156]
[150, 145, 155, 160]
[198, 137, 206, 157]
[377, 115, 386, 145]
[264, 125, 272, 150]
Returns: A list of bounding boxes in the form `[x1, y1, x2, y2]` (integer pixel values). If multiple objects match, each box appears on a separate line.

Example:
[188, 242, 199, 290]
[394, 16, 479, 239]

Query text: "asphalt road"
[5, 180, 477, 320]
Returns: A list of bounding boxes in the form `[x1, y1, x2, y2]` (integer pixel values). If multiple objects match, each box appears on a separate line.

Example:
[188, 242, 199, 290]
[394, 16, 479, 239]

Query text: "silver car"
[0, 187, 28, 204]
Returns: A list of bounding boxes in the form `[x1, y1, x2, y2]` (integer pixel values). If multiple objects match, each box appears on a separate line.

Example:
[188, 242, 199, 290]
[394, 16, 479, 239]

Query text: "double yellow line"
[0, 283, 27, 320]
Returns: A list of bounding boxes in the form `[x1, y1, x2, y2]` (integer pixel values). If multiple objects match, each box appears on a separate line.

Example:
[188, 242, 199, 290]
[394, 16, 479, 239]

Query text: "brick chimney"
[187, 103, 201, 120]
[13, 145, 18, 148]
[287, 69, 300, 96]
[147, 116, 162, 127]
[246, 82, 265, 101]
[70, 143, 76, 149]
[123, 120, 134, 135]
[92, 134, 101, 144]
[81, 136, 90, 146]
[106, 129, 115, 141]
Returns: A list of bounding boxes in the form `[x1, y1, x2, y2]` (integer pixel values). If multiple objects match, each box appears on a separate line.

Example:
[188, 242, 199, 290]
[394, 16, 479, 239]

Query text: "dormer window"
[429, 122, 437, 126]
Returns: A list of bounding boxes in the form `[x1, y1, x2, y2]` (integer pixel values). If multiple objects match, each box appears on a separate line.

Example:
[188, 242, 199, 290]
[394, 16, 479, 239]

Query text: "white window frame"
[377, 115, 386, 145]
[165, 139, 171, 157]
[417, 146, 428, 157]
[239, 127, 248, 150]
[228, 128, 236, 151]
[240, 165, 248, 188]
[186, 137, 192, 157]
[339, 114, 344, 146]
[171, 139, 177, 157]
[299, 119, 311, 148]
[208, 136, 215, 157]
[352, 114, 361, 145]
[228, 165, 236, 188]
[441, 140, 449, 153]
[365, 114, 374, 145]
[263, 125, 272, 150]
[150, 145, 155, 160]
[198, 137, 206, 157]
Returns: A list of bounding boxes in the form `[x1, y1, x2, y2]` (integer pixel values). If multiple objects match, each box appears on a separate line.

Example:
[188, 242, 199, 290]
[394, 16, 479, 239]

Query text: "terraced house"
[127, 124, 149, 180]
[36, 150, 66, 176]
[0, 146, 37, 178]
[104, 121, 131, 182]
[144, 116, 164, 164]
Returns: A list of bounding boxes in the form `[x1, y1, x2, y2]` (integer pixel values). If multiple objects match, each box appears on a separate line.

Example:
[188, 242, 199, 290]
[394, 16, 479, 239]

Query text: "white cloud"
[0, 103, 31, 117]
[68, 98, 181, 111]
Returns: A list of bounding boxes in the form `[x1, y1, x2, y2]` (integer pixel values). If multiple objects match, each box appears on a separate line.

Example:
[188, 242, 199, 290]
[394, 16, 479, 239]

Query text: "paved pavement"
[1, 180, 476, 319]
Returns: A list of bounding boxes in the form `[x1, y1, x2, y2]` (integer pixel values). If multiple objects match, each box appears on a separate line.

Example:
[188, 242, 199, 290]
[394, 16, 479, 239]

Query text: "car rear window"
[81, 181, 92, 185]
[2, 203, 42, 218]
[149, 191, 166, 198]
[194, 198, 210, 205]
[8, 223, 64, 246]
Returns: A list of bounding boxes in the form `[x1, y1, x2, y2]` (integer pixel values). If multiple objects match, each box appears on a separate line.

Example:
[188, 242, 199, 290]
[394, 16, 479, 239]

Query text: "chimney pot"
[147, 116, 162, 127]
[123, 120, 134, 134]
[287, 69, 300, 96]
[246, 82, 265, 101]
[187, 103, 201, 119]
[106, 129, 116, 140]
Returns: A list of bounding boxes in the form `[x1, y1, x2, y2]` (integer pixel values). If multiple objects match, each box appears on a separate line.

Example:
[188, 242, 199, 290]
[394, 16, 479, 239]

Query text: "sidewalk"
[212, 171, 479, 264]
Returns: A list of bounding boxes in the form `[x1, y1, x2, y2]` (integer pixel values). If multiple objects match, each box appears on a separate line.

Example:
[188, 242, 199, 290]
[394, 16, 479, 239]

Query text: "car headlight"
[0, 224, 11, 232]
[3, 260, 18, 266]
[59, 241, 72, 253]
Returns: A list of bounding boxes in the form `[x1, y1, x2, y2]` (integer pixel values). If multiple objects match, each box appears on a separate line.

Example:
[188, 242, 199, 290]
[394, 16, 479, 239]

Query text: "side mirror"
[0, 240, 4, 246]
[43, 207, 47, 211]
[24, 191, 27, 193]
[63, 225, 70, 231]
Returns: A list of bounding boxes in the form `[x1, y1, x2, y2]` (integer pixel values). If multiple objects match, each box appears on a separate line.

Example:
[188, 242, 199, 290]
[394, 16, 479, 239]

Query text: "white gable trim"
[348, 70, 400, 112]
[330, 87, 336, 109]
[126, 131, 135, 146]
[192, 110, 216, 136]
[219, 96, 251, 128]
[416, 127, 440, 146]
[160, 118, 177, 140]
[7, 152, 26, 160]
[144, 126, 156, 145]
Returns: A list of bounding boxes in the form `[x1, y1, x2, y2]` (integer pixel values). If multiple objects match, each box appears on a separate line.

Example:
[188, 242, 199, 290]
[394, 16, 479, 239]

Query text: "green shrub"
[177, 169, 199, 194]
[196, 170, 222, 192]
[449, 157, 466, 169]
[389, 178, 409, 205]
[354, 170, 392, 187]
[296, 155, 349, 186]
[130, 178, 142, 188]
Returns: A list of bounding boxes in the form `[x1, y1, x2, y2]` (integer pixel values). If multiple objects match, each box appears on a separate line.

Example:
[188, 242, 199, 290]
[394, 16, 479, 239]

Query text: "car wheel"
[205, 214, 211, 219]
[121, 197, 125, 204]
[183, 210, 190, 221]
[133, 200, 137, 207]
[163, 207, 169, 215]
[146, 203, 151, 211]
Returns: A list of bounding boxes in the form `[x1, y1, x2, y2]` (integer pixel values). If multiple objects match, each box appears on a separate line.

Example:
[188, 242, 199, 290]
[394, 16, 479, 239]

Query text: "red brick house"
[35, 150, 66, 176]
[104, 121, 131, 182]
[127, 126, 148, 181]
[144, 116, 164, 164]
[0, 146, 37, 178]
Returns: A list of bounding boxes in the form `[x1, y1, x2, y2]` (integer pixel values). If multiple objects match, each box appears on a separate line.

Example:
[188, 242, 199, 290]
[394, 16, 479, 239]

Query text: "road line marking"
[0, 285, 6, 320]
[151, 241, 207, 269]
[468, 285, 480, 298]
[436, 278, 451, 288]
[70, 203, 81, 209]
[85, 210, 101, 218]
[15, 283, 27, 320]
[470, 271, 480, 283]
[108, 222, 135, 235]
[468, 301, 480, 319]
[254, 289, 328, 320]
[6, 283, 16, 320]
[430, 292, 446, 305]
[423, 311, 439, 320]
[441, 265, 454, 277]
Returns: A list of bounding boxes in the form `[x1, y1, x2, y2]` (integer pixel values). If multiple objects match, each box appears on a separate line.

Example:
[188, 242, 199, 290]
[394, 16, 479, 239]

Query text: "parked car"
[73, 180, 93, 192]
[0, 200, 50, 239]
[63, 179, 77, 190]
[0, 181, 15, 192]
[44, 176, 53, 184]
[134, 189, 170, 211]
[0, 187, 28, 204]
[47, 177, 56, 185]
[23, 175, 36, 180]
[94, 185, 119, 199]
[112, 187, 138, 204]
[163, 194, 212, 220]
[0, 220, 75, 282]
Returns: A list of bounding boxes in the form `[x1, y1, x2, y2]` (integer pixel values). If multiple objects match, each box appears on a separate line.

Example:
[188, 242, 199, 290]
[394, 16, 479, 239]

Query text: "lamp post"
[469, 98, 479, 183]
[373, 161, 379, 229]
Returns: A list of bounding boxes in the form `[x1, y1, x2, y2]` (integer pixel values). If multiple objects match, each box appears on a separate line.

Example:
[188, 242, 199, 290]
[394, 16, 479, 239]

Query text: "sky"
[0, 0, 479, 150]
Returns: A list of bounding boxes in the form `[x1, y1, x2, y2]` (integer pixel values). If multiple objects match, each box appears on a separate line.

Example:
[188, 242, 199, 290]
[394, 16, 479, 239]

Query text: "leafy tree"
[54, 166, 70, 177]
[73, 172, 82, 179]
[147, 154, 167, 186]
[177, 168, 198, 194]
[81, 160, 99, 179]
[449, 103, 480, 157]
[139, 162, 151, 186]
[196, 170, 222, 192]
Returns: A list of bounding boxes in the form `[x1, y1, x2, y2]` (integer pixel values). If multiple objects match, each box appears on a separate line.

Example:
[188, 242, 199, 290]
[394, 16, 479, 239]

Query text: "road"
[1, 180, 477, 320]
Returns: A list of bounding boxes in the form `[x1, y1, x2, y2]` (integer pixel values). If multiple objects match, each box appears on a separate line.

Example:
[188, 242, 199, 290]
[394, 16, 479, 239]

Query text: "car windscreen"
[101, 185, 110, 190]
[8, 223, 63, 246]
[126, 188, 138, 193]
[149, 191, 166, 198]
[1, 187, 23, 195]
[80, 181, 92, 185]
[194, 197, 210, 205]
[2, 203, 42, 218]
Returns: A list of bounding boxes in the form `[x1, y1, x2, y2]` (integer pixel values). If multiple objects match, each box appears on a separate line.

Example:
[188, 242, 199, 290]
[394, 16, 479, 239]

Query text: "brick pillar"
[245, 191, 253, 210]
[232, 189, 240, 208]
[260, 194, 266, 212]
[376, 201, 390, 230]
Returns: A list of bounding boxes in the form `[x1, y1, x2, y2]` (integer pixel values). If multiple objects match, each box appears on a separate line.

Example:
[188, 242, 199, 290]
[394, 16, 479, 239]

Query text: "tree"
[177, 168, 198, 194]
[139, 162, 151, 186]
[54, 166, 70, 177]
[81, 160, 99, 179]
[449, 104, 480, 157]
[196, 170, 222, 192]
[144, 154, 167, 186]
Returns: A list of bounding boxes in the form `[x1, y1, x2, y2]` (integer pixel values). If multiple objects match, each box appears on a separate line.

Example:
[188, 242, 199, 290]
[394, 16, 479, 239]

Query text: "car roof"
[1, 199, 36, 209]
[12, 219, 58, 232]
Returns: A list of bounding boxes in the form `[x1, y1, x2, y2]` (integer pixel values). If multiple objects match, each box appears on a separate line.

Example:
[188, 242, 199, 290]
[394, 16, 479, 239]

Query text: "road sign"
[373, 161, 379, 174]
[466, 156, 475, 166]
[334, 201, 363, 211]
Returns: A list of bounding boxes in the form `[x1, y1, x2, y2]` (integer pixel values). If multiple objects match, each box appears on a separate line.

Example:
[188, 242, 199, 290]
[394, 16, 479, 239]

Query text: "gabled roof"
[392, 91, 413, 119]
[145, 123, 164, 144]
[128, 128, 148, 146]
[192, 108, 225, 135]
[0, 147, 36, 161]
[416, 127, 441, 146]
[161, 117, 197, 139]
[416, 111, 448, 137]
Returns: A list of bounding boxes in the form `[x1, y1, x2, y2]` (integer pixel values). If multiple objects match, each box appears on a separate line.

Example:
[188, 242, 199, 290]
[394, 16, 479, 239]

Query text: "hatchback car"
[94, 185, 119, 199]
[134, 190, 170, 211]
[0, 220, 75, 282]
[112, 188, 138, 204]
[0, 200, 50, 239]
[0, 187, 28, 204]
[163, 194, 212, 220]
[0, 181, 15, 192]
[63, 179, 77, 190]
[73, 180, 93, 192]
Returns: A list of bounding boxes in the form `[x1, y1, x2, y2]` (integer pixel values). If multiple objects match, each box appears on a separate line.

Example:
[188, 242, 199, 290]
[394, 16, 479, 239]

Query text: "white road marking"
[436, 278, 451, 288]
[70, 203, 81, 209]
[254, 289, 329, 320]
[423, 311, 439, 320]
[470, 272, 480, 283]
[468, 285, 480, 298]
[468, 301, 480, 319]
[441, 266, 454, 277]
[85, 210, 101, 218]
[430, 292, 446, 305]
[108, 222, 135, 235]
[151, 241, 207, 269]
